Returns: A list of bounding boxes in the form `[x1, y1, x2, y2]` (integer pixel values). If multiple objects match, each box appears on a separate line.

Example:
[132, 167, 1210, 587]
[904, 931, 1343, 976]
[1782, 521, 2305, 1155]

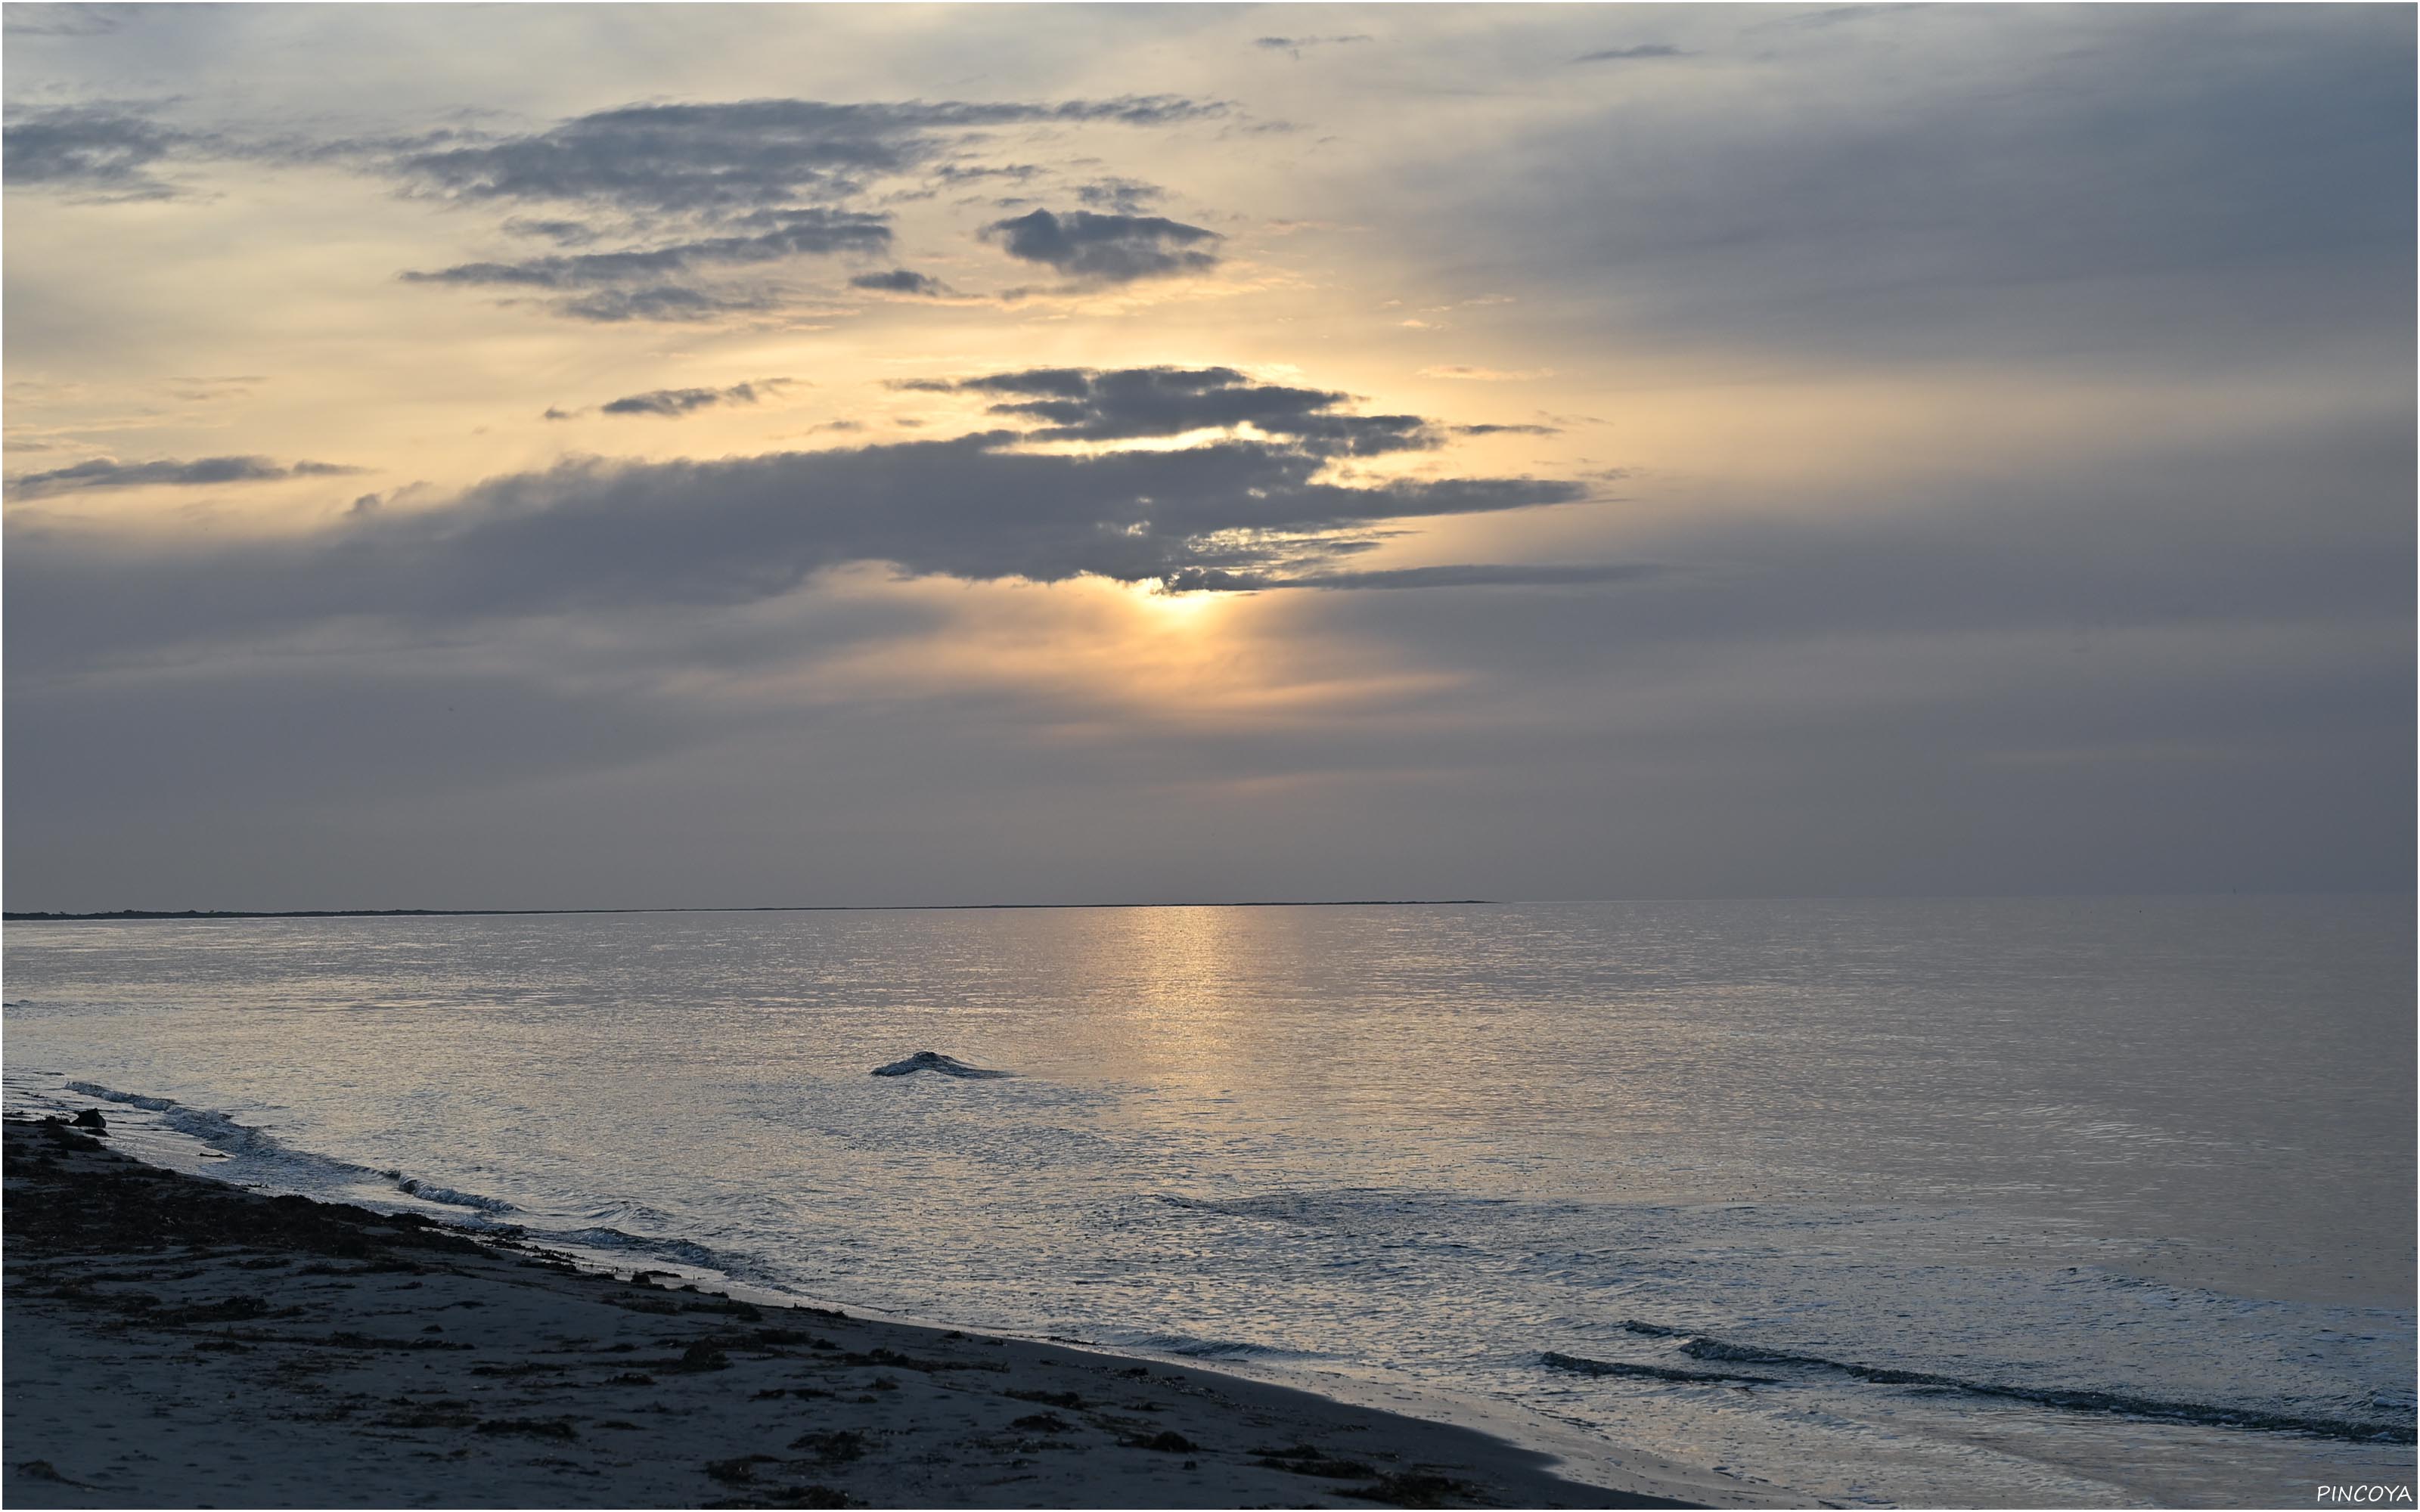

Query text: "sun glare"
[1128, 581, 1222, 624]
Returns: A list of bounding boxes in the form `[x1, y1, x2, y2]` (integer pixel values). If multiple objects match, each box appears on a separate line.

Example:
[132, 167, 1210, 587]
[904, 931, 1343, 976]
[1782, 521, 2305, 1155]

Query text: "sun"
[1125, 580, 1223, 624]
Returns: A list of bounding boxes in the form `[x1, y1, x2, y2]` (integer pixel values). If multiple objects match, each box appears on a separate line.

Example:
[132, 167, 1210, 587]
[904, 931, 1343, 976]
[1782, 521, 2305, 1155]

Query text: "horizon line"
[1, 900, 1503, 923]
[2, 887, 2400, 924]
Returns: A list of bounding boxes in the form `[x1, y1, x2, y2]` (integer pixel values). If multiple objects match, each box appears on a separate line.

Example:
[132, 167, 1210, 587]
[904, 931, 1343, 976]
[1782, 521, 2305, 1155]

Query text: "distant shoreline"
[3, 900, 1499, 922]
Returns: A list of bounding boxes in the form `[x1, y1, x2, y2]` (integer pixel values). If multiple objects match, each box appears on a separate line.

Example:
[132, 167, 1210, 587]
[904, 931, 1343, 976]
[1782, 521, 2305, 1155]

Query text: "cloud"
[554, 285, 771, 324]
[1455, 8, 2415, 366]
[5, 91, 1236, 322]
[8, 370, 1594, 667]
[12, 405, 2406, 906]
[501, 216, 602, 246]
[2, 105, 196, 200]
[5, 5, 137, 36]
[380, 94, 1226, 321]
[851, 268, 950, 296]
[388, 97, 1227, 216]
[1074, 177, 1164, 213]
[928, 366, 1436, 454]
[982, 208, 1222, 284]
[1165, 562, 1658, 592]
[932, 163, 1041, 186]
[1453, 423, 1563, 436]
[595, 380, 790, 418]
[8, 455, 365, 499]
[401, 208, 893, 289]
[1571, 44, 1689, 63]
[406, 209, 890, 319]
[1255, 34, 1373, 59]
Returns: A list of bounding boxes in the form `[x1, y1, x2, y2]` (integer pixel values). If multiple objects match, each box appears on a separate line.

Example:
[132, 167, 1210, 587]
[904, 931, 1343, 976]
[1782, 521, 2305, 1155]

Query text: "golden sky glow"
[5, 4, 2409, 908]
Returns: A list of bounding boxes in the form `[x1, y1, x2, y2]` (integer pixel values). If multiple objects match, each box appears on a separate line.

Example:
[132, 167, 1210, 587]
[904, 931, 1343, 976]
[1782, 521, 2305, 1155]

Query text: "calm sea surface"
[5, 897, 2412, 1506]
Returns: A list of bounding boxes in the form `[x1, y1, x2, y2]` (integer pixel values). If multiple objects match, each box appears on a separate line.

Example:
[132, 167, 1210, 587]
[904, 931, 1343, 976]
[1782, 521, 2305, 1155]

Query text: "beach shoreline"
[2, 1115, 1751, 1510]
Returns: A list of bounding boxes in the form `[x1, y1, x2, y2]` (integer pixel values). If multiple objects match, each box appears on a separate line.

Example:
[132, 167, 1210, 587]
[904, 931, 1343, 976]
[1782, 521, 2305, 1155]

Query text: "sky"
[3, 2, 2412, 910]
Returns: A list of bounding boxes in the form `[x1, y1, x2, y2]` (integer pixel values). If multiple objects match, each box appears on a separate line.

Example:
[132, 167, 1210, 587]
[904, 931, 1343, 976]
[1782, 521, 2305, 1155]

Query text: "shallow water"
[5, 896, 2412, 1506]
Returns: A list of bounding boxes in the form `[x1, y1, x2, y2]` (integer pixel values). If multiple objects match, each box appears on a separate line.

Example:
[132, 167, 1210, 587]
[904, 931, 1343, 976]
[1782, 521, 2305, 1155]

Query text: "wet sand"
[2, 1116, 1718, 1509]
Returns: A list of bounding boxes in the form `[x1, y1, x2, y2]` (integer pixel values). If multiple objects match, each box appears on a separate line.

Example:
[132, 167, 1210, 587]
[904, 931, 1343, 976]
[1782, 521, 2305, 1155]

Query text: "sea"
[5, 896, 2412, 1507]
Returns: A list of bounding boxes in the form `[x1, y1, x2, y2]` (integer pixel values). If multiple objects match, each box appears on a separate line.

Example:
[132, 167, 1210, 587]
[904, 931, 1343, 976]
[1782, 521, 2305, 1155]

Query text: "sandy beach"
[2, 1114, 1719, 1510]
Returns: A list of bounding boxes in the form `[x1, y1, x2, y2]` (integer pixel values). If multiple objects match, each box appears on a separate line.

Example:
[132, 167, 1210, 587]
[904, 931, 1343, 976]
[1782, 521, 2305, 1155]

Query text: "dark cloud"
[596, 380, 790, 418]
[554, 285, 765, 324]
[1075, 177, 1164, 213]
[8, 455, 365, 499]
[389, 97, 1226, 216]
[1165, 562, 1656, 593]
[2, 105, 195, 199]
[6, 91, 1236, 324]
[1454, 423, 1563, 437]
[932, 366, 1435, 454]
[932, 163, 1041, 185]
[8, 372, 1593, 668]
[1287, 562, 1656, 590]
[382, 95, 1224, 321]
[851, 268, 949, 296]
[1571, 44, 1689, 63]
[982, 208, 1221, 284]
[401, 207, 892, 289]
[501, 216, 601, 246]
[1255, 35, 1374, 58]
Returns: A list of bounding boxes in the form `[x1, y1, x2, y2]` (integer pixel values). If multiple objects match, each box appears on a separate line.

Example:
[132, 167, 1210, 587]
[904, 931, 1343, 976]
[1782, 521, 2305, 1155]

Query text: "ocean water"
[5, 896, 2412, 1507]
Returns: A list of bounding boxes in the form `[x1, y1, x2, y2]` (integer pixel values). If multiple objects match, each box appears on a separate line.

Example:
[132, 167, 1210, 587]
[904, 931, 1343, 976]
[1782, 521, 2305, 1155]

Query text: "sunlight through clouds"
[4, 2, 2408, 907]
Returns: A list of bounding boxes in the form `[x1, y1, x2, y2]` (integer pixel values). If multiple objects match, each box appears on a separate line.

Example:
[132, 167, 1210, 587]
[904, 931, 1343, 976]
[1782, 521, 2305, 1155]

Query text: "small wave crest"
[1156, 1188, 1512, 1228]
[531, 1225, 749, 1276]
[1116, 1330, 1324, 1362]
[64, 1083, 177, 1112]
[1541, 1350, 1781, 1386]
[391, 1176, 519, 1213]
[43, 1079, 785, 1304]
[64, 1080, 518, 1214]
[1544, 1325, 2417, 1445]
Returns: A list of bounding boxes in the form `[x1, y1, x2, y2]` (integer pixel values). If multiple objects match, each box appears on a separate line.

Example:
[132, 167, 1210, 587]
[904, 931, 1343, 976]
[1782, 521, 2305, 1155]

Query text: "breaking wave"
[1114, 1330, 1329, 1362]
[64, 1080, 520, 1213]
[52, 1079, 774, 1283]
[1543, 1325, 2417, 1445]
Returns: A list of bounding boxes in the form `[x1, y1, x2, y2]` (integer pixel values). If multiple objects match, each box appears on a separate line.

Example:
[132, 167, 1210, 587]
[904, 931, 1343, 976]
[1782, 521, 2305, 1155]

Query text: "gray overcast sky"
[4, 3, 2411, 910]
